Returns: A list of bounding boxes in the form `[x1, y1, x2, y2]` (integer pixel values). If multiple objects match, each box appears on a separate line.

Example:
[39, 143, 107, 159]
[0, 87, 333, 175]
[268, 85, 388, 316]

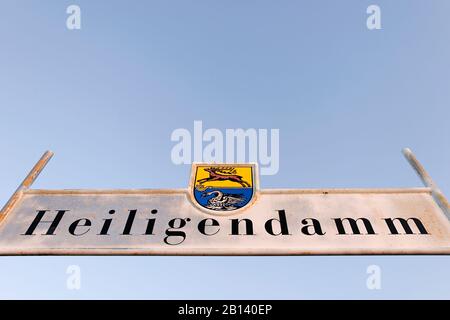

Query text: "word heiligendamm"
[21, 209, 429, 246]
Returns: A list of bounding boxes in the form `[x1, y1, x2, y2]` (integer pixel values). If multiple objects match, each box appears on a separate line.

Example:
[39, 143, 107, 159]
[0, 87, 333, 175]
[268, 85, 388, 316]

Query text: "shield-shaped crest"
[189, 164, 258, 215]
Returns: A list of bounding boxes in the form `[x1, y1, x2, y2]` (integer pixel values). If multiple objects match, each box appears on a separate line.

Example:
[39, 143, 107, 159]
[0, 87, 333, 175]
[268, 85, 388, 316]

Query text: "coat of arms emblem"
[190, 164, 257, 215]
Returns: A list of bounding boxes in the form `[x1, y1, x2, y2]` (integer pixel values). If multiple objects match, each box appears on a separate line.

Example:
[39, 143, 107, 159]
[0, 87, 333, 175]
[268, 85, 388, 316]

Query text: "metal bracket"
[0, 151, 53, 222]
[403, 147, 450, 219]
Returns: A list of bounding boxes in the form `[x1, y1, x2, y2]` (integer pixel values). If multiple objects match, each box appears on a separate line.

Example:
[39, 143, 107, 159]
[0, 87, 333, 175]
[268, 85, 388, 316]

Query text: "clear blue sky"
[0, 1, 449, 299]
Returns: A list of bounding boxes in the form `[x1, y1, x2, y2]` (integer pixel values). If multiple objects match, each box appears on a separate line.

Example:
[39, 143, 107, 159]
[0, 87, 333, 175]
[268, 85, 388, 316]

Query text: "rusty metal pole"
[0, 151, 54, 221]
[402, 148, 450, 219]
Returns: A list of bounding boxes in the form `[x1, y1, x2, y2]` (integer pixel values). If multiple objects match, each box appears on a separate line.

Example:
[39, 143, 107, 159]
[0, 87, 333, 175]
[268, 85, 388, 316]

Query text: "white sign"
[0, 188, 448, 255]
[0, 151, 448, 255]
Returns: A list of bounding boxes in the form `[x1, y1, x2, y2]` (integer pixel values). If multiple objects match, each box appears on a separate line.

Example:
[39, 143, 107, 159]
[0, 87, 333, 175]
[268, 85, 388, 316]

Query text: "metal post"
[402, 148, 450, 219]
[0, 151, 54, 221]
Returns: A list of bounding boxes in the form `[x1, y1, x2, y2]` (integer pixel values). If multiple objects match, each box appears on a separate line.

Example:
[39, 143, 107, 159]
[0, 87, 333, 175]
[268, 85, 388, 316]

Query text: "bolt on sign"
[0, 149, 449, 255]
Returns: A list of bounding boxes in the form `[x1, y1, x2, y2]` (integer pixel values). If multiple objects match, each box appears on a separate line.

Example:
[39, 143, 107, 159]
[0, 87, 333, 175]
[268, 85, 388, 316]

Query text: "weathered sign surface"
[0, 188, 448, 255]
[0, 150, 449, 255]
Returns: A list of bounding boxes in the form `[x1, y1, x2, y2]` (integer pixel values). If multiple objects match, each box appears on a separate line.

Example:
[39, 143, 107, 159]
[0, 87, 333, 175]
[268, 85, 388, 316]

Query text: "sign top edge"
[22, 187, 432, 195]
